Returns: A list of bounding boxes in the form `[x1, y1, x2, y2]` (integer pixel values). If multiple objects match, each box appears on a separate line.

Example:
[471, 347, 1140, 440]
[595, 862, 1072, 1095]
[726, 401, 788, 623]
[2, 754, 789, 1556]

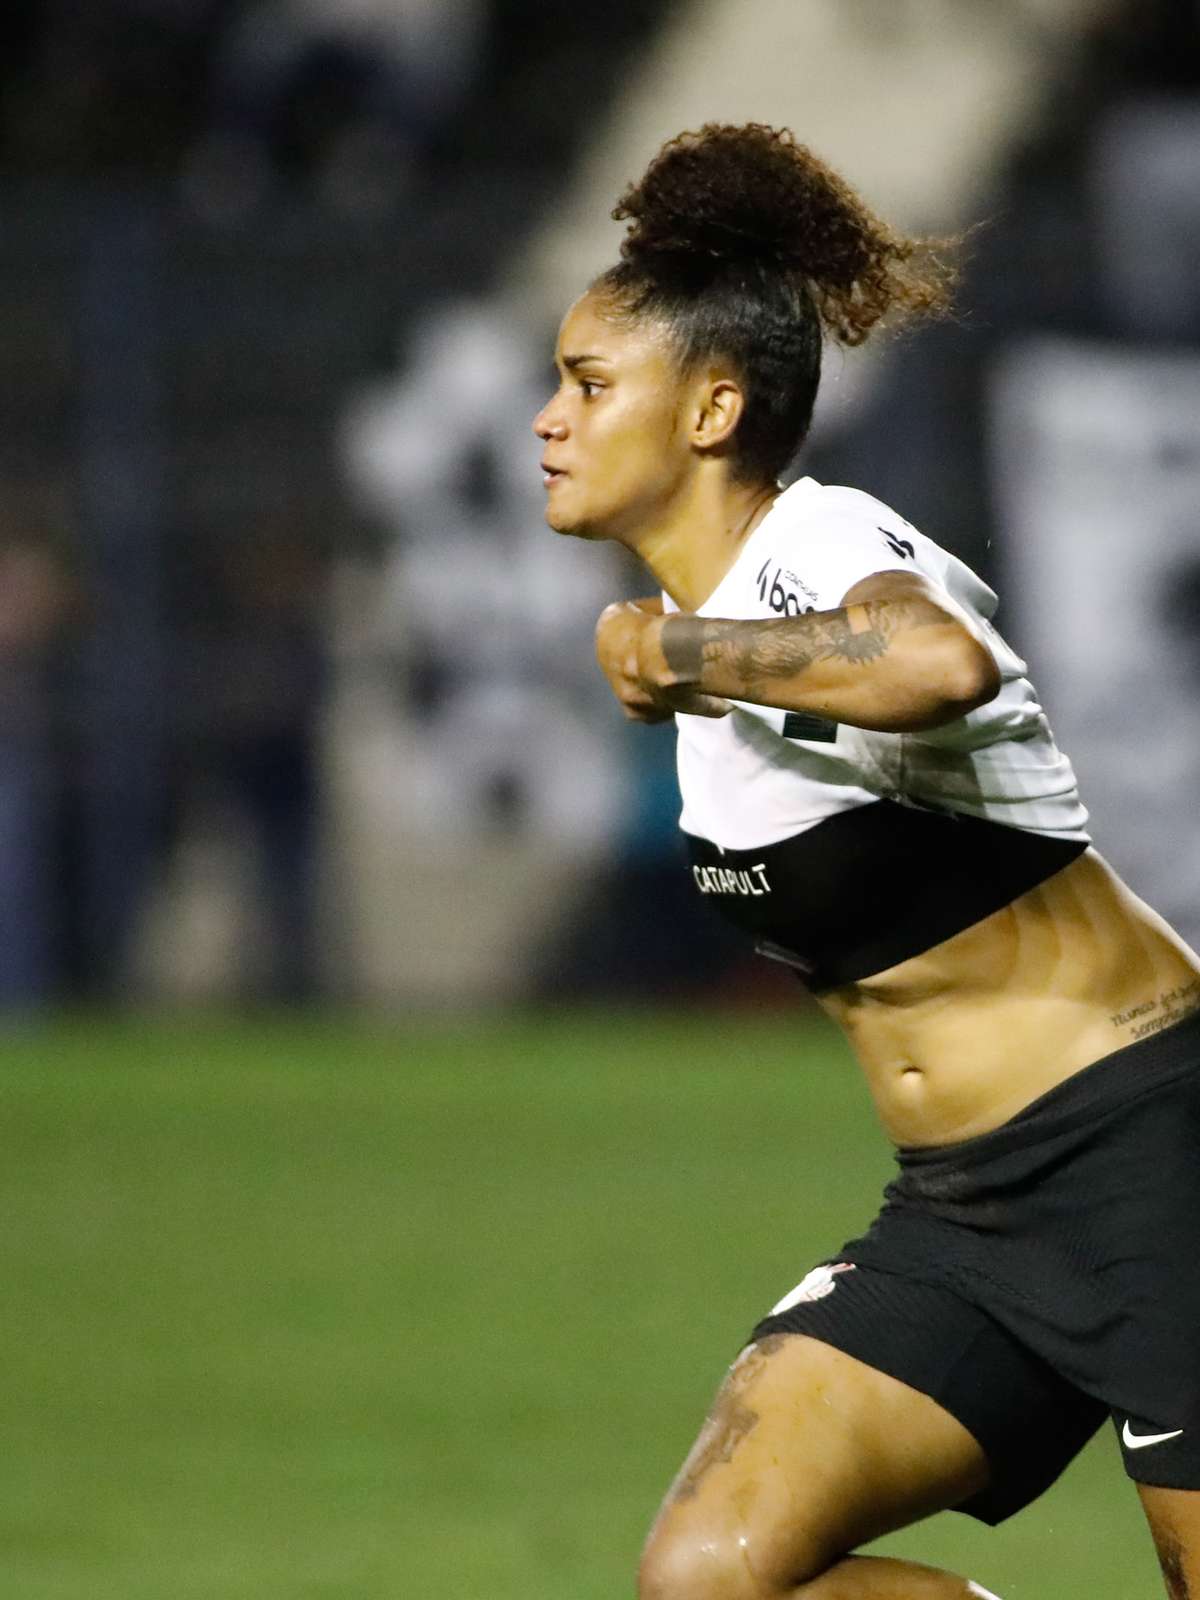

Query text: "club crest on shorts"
[769, 1262, 856, 1315]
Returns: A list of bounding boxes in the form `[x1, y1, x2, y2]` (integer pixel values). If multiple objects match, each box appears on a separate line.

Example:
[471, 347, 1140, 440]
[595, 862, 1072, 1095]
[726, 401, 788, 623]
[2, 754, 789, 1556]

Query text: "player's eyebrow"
[561, 353, 612, 370]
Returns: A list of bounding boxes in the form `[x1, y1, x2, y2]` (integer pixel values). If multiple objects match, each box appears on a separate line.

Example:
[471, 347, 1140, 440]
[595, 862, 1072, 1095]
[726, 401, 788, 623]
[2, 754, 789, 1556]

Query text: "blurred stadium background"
[1, 0, 1197, 1594]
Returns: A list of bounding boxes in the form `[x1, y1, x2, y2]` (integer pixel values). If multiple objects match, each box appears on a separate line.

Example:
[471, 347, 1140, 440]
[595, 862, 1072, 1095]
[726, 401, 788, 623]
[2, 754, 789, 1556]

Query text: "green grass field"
[0, 1011, 1159, 1599]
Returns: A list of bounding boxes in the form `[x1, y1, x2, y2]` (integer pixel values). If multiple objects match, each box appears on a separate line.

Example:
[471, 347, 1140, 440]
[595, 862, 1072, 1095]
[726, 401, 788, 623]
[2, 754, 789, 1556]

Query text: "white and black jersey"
[666, 477, 1091, 989]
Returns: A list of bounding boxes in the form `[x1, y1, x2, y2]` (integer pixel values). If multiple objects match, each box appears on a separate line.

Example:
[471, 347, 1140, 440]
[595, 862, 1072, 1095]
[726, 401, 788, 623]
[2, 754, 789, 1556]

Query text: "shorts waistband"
[896, 1004, 1200, 1172]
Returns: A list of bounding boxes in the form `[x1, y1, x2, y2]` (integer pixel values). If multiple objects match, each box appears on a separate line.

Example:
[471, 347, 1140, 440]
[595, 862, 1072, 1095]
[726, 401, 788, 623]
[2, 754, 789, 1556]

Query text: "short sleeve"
[799, 495, 930, 609]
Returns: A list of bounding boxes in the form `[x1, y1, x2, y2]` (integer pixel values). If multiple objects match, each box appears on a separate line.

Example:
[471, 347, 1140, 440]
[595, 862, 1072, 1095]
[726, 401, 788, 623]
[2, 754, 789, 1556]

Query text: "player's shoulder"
[752, 477, 999, 623]
[757, 476, 944, 597]
[782, 476, 927, 544]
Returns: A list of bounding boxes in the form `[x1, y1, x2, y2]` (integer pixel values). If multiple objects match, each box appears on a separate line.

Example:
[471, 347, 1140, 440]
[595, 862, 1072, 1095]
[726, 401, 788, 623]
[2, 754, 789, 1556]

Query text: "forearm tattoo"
[660, 595, 946, 699]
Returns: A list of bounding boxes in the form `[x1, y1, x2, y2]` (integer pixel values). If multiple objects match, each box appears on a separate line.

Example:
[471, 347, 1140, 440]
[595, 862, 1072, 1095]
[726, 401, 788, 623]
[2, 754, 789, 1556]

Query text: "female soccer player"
[533, 124, 1200, 1599]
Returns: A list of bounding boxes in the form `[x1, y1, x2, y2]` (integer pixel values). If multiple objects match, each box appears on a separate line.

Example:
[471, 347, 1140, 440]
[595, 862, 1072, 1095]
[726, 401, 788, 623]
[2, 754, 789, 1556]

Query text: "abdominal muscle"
[819, 850, 1200, 1149]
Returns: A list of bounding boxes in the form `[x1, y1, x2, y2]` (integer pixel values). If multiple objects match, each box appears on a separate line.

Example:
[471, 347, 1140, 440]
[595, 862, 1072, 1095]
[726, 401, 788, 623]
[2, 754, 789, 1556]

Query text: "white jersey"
[667, 477, 1090, 852]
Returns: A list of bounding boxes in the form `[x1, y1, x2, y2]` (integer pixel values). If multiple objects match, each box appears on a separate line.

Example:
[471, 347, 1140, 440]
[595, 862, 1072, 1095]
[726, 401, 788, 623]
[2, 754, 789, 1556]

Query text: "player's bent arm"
[641, 570, 1001, 733]
[595, 597, 732, 722]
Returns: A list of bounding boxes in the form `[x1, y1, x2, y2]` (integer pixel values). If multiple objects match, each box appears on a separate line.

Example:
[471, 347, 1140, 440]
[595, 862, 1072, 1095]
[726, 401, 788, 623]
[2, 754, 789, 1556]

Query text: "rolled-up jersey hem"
[685, 801, 1089, 991]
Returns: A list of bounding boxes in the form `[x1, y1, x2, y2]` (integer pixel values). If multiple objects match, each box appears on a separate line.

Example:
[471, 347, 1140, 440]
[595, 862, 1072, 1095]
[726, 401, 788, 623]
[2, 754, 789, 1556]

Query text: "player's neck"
[633, 477, 778, 612]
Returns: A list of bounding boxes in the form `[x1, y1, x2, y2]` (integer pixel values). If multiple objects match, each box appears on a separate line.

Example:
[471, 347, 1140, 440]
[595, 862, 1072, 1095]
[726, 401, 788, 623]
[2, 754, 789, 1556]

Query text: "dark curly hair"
[594, 123, 958, 485]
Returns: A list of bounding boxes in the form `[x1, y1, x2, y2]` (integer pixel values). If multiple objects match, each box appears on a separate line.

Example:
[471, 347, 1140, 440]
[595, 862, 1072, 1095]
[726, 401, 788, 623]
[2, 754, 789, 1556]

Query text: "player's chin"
[543, 498, 605, 541]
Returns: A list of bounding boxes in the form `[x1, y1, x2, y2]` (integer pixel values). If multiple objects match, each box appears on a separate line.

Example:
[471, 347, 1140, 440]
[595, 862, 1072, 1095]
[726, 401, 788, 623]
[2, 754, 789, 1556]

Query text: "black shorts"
[750, 1008, 1200, 1524]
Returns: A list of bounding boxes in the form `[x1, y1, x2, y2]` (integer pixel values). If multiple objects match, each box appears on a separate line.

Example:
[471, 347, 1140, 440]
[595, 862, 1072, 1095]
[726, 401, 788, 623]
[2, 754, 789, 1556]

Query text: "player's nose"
[533, 402, 567, 441]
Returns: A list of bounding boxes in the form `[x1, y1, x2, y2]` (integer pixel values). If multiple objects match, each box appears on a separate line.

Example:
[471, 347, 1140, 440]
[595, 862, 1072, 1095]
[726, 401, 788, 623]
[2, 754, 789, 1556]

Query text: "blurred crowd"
[0, 0, 668, 1008]
[0, 0, 1196, 1010]
[3, 0, 484, 213]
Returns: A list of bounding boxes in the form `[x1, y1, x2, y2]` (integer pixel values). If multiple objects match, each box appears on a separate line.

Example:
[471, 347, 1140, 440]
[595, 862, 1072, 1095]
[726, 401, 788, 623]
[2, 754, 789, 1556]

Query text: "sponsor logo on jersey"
[769, 1262, 856, 1314]
[692, 862, 771, 897]
[756, 558, 818, 616]
[782, 711, 838, 744]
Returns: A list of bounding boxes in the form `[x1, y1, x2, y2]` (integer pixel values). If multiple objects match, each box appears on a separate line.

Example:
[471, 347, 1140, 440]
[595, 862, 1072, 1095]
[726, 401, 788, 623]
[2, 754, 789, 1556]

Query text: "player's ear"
[691, 375, 745, 454]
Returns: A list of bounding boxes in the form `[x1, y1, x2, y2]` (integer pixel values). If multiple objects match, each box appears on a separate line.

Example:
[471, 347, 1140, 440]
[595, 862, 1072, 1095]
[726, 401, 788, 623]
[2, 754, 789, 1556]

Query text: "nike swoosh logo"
[1122, 1421, 1184, 1450]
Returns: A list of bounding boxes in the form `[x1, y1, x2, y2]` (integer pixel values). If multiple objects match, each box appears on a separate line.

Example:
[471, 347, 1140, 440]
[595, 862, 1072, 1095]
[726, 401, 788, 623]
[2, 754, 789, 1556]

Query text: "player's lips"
[541, 460, 568, 486]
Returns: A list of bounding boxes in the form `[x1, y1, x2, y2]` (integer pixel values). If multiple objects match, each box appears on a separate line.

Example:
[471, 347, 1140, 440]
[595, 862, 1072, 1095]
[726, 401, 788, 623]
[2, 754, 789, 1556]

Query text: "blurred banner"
[0, 0, 1196, 1010]
[992, 339, 1200, 948]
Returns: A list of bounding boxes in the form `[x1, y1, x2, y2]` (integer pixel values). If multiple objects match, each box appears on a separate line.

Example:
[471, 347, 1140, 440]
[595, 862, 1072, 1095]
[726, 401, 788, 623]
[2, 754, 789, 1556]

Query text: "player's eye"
[579, 379, 603, 399]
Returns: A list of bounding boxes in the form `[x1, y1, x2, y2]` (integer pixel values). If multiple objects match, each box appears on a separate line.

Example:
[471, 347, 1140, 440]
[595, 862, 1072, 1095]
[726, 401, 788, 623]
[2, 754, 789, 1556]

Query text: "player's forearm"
[647, 598, 1000, 732]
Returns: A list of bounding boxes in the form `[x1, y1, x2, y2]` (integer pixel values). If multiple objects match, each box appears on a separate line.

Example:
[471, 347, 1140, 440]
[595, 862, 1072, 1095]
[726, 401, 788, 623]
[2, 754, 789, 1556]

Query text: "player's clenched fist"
[594, 598, 731, 722]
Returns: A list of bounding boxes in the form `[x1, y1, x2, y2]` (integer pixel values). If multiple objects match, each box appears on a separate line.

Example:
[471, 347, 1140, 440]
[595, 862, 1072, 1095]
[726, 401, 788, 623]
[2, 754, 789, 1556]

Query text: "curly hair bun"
[612, 123, 955, 346]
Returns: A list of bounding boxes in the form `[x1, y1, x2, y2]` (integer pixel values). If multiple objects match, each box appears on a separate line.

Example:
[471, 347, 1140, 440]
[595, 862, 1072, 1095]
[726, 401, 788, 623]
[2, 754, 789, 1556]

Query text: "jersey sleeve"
[801, 501, 930, 610]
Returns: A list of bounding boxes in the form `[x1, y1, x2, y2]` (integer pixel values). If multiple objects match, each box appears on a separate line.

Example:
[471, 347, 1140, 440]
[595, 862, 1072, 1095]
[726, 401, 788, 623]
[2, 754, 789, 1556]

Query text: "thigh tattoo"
[1157, 1535, 1189, 1600]
[672, 1336, 784, 1502]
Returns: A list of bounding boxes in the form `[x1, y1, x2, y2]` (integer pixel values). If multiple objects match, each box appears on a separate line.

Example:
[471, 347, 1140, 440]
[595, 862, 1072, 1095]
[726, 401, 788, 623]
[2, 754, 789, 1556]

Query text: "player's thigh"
[1139, 1486, 1200, 1598]
[639, 1332, 988, 1600]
